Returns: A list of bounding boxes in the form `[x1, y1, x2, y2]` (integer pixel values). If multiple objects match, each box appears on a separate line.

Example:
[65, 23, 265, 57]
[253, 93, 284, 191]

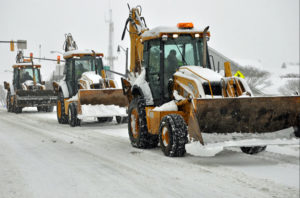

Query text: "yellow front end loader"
[53, 34, 128, 127]
[121, 5, 300, 157]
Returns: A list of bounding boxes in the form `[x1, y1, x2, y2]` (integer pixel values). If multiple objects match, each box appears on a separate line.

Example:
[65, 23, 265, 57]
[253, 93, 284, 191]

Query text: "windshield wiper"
[173, 39, 188, 65]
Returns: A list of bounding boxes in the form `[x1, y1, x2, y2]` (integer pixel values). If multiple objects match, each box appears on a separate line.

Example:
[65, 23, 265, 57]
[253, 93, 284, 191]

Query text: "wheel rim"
[57, 101, 62, 119]
[130, 109, 139, 138]
[161, 126, 170, 147]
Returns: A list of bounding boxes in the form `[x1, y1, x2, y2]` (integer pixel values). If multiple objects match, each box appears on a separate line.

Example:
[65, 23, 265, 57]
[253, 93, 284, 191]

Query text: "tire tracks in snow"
[0, 109, 299, 198]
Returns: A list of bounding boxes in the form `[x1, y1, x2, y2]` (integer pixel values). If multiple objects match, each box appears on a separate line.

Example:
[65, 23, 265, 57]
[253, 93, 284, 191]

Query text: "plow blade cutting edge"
[78, 89, 128, 107]
[189, 96, 300, 139]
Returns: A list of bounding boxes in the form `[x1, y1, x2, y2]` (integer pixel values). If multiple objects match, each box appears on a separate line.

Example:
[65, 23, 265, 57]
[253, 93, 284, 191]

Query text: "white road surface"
[0, 108, 299, 198]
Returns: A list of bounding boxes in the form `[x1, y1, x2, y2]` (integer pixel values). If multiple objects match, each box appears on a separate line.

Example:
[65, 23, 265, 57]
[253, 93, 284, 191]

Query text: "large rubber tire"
[116, 116, 128, 124]
[97, 117, 107, 122]
[107, 117, 113, 122]
[159, 114, 188, 157]
[12, 96, 22, 114]
[294, 126, 300, 138]
[46, 106, 54, 112]
[128, 97, 158, 148]
[97, 117, 113, 123]
[6, 92, 12, 112]
[240, 146, 267, 155]
[37, 106, 44, 112]
[69, 103, 80, 127]
[57, 92, 68, 124]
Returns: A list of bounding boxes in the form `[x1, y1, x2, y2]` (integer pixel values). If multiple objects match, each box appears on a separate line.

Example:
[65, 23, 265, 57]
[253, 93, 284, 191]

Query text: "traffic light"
[57, 56, 61, 64]
[30, 52, 33, 61]
[10, 41, 14, 51]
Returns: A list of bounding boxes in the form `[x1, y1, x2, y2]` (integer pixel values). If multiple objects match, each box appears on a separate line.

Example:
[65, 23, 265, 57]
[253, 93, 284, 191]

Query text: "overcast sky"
[0, 0, 299, 84]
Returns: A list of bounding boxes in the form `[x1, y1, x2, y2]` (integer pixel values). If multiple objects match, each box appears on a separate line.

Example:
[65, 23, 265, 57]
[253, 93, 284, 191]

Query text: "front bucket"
[16, 90, 57, 107]
[78, 89, 128, 107]
[191, 96, 300, 134]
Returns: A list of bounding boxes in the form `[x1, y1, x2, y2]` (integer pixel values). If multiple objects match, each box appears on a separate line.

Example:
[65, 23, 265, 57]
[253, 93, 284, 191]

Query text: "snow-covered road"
[0, 108, 299, 198]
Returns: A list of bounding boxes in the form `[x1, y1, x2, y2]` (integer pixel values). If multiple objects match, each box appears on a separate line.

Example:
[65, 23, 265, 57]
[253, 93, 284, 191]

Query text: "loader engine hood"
[174, 66, 223, 98]
[78, 71, 104, 90]
[174, 66, 222, 82]
[80, 71, 102, 84]
[22, 80, 44, 91]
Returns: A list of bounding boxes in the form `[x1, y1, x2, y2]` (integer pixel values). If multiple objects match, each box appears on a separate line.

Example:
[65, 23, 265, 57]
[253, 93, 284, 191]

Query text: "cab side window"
[146, 40, 162, 103]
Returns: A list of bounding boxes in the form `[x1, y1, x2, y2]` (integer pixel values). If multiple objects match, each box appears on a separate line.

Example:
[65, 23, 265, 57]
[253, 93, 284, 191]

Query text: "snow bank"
[186, 128, 299, 157]
[201, 127, 297, 144]
[186, 141, 223, 157]
[152, 100, 178, 111]
[78, 104, 127, 119]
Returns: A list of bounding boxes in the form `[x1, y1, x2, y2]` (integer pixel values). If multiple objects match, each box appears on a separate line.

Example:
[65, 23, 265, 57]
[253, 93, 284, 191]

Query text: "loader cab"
[142, 29, 211, 105]
[13, 64, 42, 90]
[63, 51, 104, 97]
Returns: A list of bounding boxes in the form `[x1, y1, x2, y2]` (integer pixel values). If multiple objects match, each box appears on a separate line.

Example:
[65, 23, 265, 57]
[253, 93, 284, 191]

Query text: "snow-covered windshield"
[75, 57, 103, 81]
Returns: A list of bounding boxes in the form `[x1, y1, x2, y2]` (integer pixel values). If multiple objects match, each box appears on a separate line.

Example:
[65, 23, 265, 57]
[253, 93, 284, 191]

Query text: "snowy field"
[0, 107, 299, 198]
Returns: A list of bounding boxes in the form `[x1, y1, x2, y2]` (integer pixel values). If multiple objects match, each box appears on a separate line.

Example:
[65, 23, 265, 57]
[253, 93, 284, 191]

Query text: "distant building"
[52, 64, 65, 81]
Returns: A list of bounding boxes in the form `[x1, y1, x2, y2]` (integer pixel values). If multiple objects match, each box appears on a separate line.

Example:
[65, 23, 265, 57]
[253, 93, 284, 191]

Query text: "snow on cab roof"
[12, 63, 41, 68]
[63, 50, 104, 59]
[141, 26, 209, 40]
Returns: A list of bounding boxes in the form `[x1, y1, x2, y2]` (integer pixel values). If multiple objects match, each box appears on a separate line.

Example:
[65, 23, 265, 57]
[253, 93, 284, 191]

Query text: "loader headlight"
[173, 34, 178, 38]
[162, 35, 168, 41]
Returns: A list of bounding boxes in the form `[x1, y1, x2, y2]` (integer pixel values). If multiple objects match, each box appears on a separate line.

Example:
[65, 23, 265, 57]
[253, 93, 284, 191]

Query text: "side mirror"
[121, 78, 132, 95]
[52, 81, 59, 92]
[4, 81, 10, 90]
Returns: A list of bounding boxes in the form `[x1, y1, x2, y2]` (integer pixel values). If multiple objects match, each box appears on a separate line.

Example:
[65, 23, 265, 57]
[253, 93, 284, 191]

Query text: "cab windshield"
[164, 35, 210, 69]
[74, 56, 103, 80]
[19, 67, 41, 84]
[144, 34, 211, 104]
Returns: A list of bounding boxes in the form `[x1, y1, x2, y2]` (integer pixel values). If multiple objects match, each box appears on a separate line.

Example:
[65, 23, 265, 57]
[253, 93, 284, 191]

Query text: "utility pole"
[39, 44, 41, 63]
[105, 9, 117, 78]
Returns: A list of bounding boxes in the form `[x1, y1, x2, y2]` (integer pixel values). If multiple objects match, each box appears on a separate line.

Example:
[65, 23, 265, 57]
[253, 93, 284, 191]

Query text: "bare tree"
[237, 66, 272, 95]
[278, 79, 300, 95]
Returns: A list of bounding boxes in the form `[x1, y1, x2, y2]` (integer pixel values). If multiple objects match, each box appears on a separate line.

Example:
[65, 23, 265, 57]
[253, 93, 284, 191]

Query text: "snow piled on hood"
[152, 100, 178, 111]
[81, 71, 102, 84]
[23, 80, 42, 86]
[24, 80, 34, 86]
[177, 66, 223, 82]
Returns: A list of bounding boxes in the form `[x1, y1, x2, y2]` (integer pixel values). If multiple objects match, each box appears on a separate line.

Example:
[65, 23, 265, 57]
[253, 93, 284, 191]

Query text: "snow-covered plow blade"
[189, 96, 300, 140]
[78, 89, 128, 107]
[15, 90, 57, 107]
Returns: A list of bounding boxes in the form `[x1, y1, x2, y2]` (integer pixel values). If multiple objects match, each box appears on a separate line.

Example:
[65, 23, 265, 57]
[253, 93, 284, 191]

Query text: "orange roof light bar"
[177, 22, 194, 29]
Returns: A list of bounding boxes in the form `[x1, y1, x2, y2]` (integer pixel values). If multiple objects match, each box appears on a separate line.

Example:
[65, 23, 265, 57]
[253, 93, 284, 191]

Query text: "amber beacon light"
[177, 22, 194, 29]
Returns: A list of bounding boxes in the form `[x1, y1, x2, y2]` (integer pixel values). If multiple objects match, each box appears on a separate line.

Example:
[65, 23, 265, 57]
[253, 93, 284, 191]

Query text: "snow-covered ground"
[0, 107, 299, 198]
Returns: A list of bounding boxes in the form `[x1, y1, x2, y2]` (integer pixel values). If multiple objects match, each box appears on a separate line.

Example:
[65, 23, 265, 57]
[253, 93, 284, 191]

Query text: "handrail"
[179, 67, 214, 98]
